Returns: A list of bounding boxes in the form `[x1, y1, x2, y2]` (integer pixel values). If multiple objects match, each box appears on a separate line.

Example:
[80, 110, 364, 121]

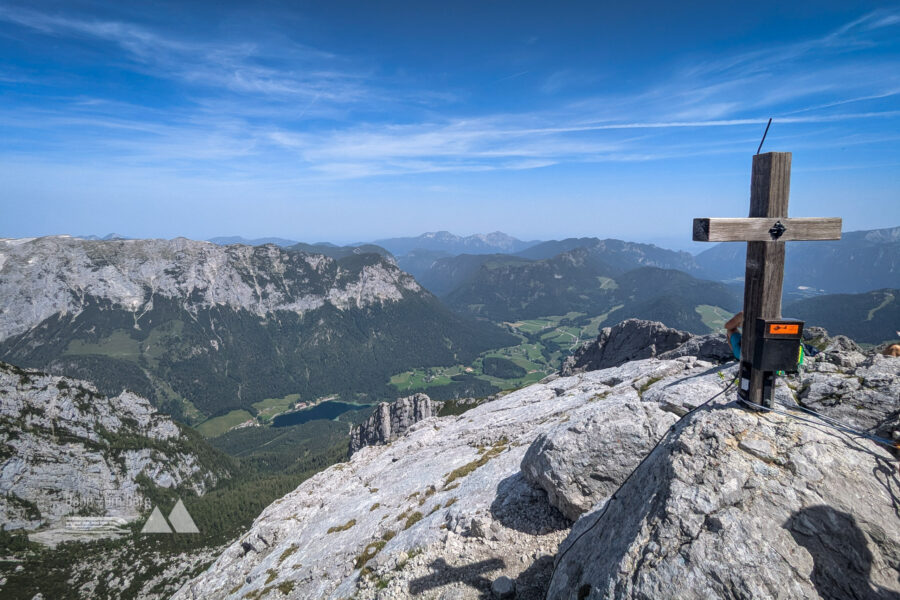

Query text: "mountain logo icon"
[140, 499, 200, 534]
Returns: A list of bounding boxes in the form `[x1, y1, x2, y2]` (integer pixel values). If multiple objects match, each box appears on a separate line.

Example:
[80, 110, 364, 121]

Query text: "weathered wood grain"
[692, 217, 842, 242]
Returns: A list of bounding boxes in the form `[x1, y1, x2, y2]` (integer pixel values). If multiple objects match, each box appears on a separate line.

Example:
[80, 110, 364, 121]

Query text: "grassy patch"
[444, 438, 508, 487]
[278, 544, 299, 565]
[327, 519, 356, 533]
[696, 304, 732, 333]
[64, 330, 142, 360]
[277, 581, 295, 595]
[589, 390, 611, 402]
[354, 540, 387, 569]
[638, 376, 662, 398]
[403, 511, 424, 530]
[251, 393, 301, 423]
[195, 410, 253, 438]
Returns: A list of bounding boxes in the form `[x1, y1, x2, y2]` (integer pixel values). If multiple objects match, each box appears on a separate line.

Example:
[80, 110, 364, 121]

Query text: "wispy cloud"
[0, 5, 368, 105]
[0, 5, 898, 180]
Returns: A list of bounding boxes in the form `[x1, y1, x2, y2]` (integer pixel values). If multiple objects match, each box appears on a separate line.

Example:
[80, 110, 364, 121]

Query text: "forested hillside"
[785, 289, 900, 344]
[444, 248, 740, 332]
[0, 237, 515, 425]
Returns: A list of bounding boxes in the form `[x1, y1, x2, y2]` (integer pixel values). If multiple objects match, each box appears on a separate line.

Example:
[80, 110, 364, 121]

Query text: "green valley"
[388, 308, 637, 399]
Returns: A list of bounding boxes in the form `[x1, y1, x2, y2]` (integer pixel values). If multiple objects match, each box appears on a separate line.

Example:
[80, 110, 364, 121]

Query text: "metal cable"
[544, 378, 736, 597]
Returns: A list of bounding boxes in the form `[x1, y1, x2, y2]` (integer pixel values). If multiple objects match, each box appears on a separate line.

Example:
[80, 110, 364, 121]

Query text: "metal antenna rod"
[757, 118, 773, 155]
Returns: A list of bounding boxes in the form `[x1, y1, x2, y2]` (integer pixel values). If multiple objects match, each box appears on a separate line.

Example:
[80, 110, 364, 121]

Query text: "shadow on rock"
[511, 554, 556, 600]
[490, 472, 570, 534]
[784, 505, 900, 600]
[408, 557, 505, 596]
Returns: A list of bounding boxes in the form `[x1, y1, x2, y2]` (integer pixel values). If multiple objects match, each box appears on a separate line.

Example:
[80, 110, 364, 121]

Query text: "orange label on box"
[769, 323, 799, 335]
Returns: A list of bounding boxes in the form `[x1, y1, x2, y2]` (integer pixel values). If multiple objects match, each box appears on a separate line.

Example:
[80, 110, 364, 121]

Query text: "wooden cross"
[693, 152, 842, 408]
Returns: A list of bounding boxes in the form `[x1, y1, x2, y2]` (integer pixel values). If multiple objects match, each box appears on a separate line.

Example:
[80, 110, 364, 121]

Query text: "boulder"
[521, 398, 679, 521]
[657, 333, 734, 363]
[561, 320, 694, 375]
[547, 399, 900, 599]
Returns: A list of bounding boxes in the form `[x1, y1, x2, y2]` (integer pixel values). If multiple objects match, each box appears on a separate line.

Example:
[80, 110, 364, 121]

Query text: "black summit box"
[752, 318, 804, 372]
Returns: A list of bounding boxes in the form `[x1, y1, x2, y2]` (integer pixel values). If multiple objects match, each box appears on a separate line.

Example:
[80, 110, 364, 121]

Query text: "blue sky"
[1, 1, 898, 249]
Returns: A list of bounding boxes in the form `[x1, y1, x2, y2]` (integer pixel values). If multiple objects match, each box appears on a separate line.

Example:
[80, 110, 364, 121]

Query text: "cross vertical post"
[692, 151, 841, 409]
[741, 152, 791, 407]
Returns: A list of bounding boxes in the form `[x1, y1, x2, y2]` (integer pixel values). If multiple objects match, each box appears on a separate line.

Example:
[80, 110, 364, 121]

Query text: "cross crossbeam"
[692, 217, 842, 242]
[693, 152, 842, 408]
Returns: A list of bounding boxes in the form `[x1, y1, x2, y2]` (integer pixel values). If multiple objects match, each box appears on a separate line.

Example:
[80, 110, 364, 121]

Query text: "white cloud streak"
[0, 6, 898, 179]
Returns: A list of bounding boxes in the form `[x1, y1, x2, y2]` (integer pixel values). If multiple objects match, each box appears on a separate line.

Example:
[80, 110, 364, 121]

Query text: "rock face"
[0, 236, 419, 342]
[174, 330, 898, 600]
[561, 318, 732, 375]
[349, 394, 442, 455]
[0, 362, 229, 530]
[547, 389, 900, 599]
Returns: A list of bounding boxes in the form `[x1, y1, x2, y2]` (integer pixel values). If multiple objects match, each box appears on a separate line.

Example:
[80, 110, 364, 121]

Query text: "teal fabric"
[730, 332, 742, 360]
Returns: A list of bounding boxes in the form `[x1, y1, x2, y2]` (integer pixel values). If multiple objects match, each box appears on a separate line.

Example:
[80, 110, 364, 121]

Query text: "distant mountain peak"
[375, 231, 540, 256]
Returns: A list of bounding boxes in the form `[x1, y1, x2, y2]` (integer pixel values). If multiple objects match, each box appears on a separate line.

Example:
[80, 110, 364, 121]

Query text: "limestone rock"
[0, 362, 229, 530]
[521, 398, 679, 521]
[173, 339, 898, 600]
[0, 236, 421, 342]
[798, 353, 900, 440]
[172, 357, 719, 600]
[657, 333, 734, 363]
[547, 397, 900, 599]
[561, 319, 721, 376]
[349, 393, 442, 454]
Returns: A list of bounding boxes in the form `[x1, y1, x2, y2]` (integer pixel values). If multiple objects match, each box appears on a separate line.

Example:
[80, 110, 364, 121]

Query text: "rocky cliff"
[0, 236, 418, 342]
[172, 320, 898, 599]
[0, 361, 230, 531]
[561, 318, 733, 374]
[349, 394, 443, 455]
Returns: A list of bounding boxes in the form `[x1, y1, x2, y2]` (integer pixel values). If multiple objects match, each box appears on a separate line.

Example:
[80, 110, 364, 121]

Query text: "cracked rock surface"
[172, 356, 730, 600]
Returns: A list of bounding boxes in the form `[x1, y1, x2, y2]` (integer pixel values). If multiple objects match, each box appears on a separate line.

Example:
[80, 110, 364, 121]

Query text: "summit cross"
[693, 152, 842, 408]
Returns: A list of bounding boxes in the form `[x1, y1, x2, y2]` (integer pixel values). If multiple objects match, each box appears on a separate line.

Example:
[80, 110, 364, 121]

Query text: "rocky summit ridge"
[0, 236, 419, 342]
[174, 320, 899, 599]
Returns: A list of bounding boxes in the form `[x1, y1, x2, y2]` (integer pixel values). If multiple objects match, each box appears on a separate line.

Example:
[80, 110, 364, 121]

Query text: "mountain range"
[442, 249, 740, 333]
[0, 237, 514, 424]
[373, 231, 539, 256]
[208, 226, 898, 304]
[694, 226, 900, 295]
[784, 288, 899, 344]
[1, 226, 898, 599]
